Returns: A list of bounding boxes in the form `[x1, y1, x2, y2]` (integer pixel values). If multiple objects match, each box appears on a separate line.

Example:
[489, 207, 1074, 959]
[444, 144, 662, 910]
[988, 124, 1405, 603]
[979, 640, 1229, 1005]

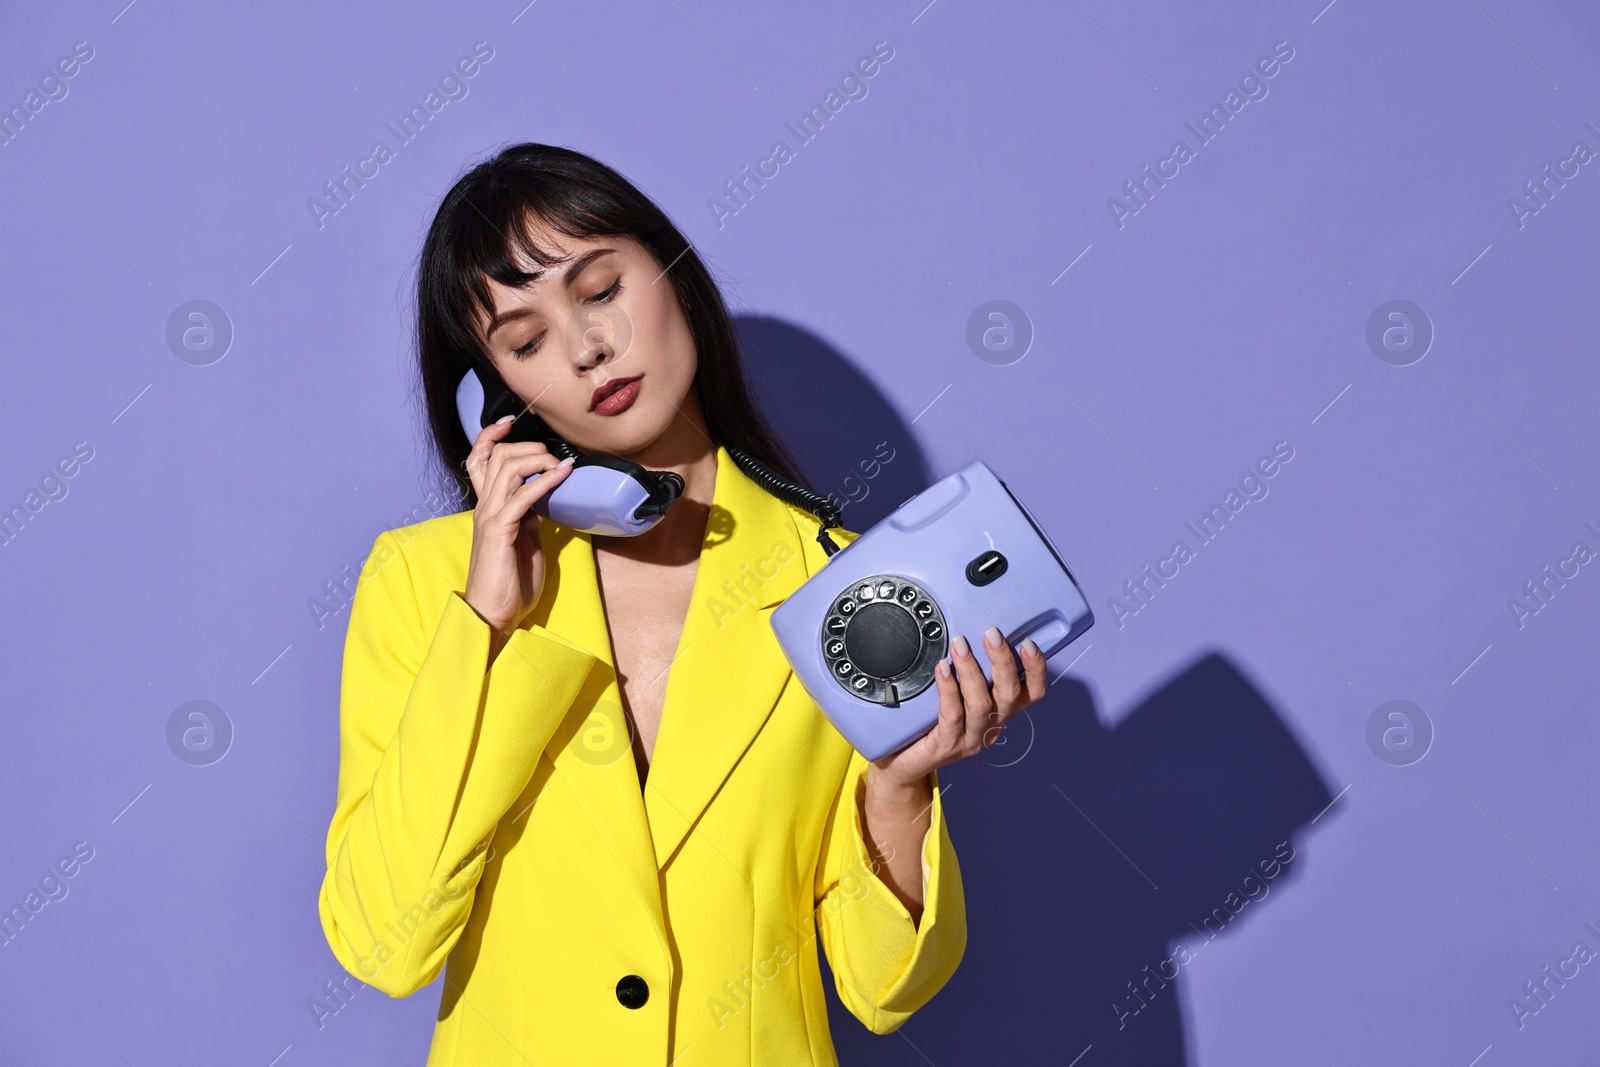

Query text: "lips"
[590, 375, 642, 413]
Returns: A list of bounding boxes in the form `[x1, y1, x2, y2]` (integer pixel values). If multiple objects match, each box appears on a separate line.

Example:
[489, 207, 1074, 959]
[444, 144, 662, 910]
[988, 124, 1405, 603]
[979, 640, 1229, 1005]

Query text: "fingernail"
[936, 658, 950, 680]
[557, 456, 575, 468]
[952, 634, 970, 659]
[984, 625, 1003, 649]
[494, 414, 514, 424]
[1021, 637, 1041, 658]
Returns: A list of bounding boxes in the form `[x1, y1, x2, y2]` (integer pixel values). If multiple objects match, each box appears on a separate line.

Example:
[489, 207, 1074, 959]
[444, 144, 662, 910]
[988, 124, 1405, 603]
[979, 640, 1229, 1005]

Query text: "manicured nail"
[494, 414, 514, 424]
[984, 625, 1003, 649]
[557, 456, 575, 468]
[952, 634, 970, 659]
[1021, 637, 1041, 658]
[936, 658, 950, 680]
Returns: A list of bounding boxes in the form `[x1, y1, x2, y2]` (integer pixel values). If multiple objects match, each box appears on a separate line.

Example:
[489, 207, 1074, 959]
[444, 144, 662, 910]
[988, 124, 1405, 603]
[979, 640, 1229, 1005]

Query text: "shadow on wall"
[823, 652, 1334, 1066]
[736, 314, 1335, 1063]
[733, 314, 932, 534]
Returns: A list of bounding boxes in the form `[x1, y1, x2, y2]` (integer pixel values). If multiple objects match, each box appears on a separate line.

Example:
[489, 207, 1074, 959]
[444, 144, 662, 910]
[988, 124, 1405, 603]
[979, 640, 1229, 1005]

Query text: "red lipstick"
[591, 375, 643, 415]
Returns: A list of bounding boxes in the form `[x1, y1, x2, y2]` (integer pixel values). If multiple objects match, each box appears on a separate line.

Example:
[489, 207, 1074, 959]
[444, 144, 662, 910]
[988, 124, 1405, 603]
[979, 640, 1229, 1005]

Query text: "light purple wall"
[1, 1, 1595, 1064]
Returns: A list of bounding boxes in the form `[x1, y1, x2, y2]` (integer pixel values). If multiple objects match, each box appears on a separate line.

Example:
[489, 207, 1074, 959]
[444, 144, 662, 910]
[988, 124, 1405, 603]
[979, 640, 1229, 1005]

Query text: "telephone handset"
[454, 366, 847, 548]
[454, 367, 685, 537]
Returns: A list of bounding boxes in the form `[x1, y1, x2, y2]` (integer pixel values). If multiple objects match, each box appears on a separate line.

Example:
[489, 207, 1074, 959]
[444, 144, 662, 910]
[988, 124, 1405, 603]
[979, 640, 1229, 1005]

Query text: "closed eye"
[511, 281, 619, 359]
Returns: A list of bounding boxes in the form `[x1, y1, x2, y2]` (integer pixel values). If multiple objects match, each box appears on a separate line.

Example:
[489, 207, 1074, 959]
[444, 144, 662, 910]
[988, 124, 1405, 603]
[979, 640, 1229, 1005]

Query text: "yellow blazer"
[318, 444, 965, 1065]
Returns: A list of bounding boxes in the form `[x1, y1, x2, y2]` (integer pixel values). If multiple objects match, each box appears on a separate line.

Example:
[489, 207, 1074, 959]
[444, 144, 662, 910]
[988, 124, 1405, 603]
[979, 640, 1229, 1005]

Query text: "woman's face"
[473, 219, 699, 458]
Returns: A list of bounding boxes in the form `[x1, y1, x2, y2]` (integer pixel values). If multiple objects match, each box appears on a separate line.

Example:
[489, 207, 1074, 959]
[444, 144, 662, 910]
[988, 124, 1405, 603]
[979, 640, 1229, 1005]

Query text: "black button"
[966, 549, 1008, 586]
[616, 974, 649, 1008]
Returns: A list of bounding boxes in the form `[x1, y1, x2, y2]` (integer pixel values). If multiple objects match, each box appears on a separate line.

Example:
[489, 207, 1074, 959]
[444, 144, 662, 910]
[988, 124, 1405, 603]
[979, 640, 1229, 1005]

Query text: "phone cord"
[545, 437, 582, 463]
[727, 448, 845, 557]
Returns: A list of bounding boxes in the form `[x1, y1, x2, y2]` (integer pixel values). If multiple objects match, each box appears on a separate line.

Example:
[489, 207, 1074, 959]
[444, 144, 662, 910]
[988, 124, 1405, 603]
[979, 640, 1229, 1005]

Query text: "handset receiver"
[454, 368, 832, 544]
[455, 368, 680, 537]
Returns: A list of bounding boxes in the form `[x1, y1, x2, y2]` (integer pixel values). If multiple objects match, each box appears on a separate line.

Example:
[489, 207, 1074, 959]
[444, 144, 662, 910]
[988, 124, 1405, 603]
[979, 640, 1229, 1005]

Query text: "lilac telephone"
[770, 462, 1093, 761]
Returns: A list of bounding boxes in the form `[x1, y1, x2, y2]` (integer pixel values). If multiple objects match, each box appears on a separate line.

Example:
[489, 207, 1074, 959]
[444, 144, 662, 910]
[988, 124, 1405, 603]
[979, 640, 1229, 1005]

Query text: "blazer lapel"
[534, 516, 668, 939]
[642, 445, 811, 870]
[532, 445, 814, 928]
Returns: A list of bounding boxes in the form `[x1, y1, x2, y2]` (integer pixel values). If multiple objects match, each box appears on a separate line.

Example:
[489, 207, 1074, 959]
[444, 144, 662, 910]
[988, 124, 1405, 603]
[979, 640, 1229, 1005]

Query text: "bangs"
[451, 181, 636, 350]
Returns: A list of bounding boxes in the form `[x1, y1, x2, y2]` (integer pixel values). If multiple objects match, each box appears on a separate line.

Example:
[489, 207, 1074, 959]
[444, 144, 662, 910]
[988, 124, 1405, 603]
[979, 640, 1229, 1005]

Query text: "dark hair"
[411, 142, 806, 509]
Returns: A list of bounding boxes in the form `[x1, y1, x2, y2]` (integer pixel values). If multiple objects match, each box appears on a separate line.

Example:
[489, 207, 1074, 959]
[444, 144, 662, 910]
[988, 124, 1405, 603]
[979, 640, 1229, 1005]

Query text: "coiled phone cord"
[727, 447, 844, 557]
[543, 437, 582, 463]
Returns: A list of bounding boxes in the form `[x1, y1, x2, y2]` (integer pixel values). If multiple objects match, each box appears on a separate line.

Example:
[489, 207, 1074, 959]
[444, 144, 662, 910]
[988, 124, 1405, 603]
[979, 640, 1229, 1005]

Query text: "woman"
[317, 143, 1048, 1065]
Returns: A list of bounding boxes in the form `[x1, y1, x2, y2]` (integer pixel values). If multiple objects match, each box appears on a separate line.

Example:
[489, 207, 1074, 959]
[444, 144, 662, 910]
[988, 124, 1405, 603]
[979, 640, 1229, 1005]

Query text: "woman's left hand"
[873, 627, 1048, 789]
[856, 627, 1048, 924]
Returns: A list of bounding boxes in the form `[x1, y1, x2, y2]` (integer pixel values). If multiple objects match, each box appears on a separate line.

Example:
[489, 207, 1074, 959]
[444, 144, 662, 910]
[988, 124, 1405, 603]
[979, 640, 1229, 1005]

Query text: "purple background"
[2, 1, 1596, 1064]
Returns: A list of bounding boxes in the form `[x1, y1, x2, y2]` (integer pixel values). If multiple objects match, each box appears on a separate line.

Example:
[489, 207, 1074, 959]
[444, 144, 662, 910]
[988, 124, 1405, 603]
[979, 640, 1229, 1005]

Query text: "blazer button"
[615, 974, 649, 1009]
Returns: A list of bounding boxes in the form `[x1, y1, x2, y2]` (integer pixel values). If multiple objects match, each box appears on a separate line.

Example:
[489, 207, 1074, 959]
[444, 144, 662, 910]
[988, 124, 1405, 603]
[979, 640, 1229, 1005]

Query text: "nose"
[571, 311, 615, 373]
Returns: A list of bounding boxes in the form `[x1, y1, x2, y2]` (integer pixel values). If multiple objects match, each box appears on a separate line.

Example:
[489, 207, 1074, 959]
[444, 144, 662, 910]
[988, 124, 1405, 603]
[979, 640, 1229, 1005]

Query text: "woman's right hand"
[462, 415, 576, 637]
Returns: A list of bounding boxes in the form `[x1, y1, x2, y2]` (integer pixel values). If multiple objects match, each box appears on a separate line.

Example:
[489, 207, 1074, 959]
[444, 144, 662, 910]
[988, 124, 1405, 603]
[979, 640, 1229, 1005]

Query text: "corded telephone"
[454, 365, 1092, 761]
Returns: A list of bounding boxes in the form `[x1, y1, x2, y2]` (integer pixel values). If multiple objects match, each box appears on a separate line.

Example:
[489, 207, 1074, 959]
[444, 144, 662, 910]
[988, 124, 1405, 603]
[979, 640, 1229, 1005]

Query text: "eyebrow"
[485, 247, 615, 340]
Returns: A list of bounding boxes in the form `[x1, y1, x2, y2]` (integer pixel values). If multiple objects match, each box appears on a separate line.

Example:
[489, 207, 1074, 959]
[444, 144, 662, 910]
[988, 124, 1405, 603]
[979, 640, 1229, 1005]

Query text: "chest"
[592, 548, 701, 770]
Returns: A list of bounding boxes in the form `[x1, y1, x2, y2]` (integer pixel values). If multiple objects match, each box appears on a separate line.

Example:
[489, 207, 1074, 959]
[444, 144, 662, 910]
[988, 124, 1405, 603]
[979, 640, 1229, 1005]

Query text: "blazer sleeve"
[813, 751, 967, 1034]
[317, 528, 598, 997]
